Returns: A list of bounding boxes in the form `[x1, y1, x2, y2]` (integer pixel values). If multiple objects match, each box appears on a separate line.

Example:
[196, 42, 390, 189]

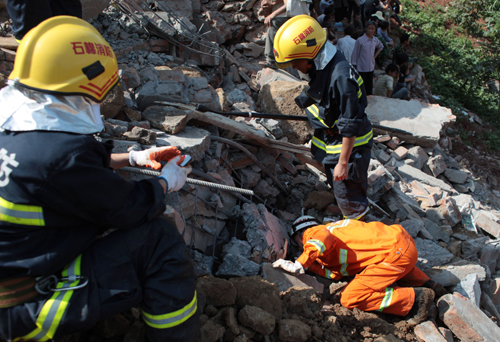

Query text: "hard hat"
[273, 15, 327, 69]
[9, 16, 118, 102]
[291, 215, 319, 236]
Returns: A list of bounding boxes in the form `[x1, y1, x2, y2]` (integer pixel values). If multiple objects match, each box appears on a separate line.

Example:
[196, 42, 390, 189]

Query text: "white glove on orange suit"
[129, 146, 181, 170]
[272, 259, 305, 275]
[158, 156, 192, 193]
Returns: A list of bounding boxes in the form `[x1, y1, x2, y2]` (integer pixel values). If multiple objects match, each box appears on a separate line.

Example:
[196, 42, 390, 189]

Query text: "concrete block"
[445, 169, 469, 184]
[415, 238, 454, 270]
[261, 263, 324, 294]
[424, 219, 451, 243]
[414, 321, 448, 342]
[407, 146, 429, 170]
[453, 273, 481, 307]
[438, 293, 500, 342]
[474, 212, 500, 238]
[424, 260, 486, 287]
[427, 155, 447, 177]
[366, 97, 456, 148]
[391, 146, 408, 160]
[155, 126, 210, 162]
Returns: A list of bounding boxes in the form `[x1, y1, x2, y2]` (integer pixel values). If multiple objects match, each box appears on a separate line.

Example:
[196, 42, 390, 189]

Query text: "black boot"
[406, 287, 435, 325]
[423, 280, 448, 299]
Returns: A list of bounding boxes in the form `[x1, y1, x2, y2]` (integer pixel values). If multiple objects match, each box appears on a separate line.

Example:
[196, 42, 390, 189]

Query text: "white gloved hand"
[158, 156, 192, 192]
[272, 259, 305, 275]
[129, 146, 181, 170]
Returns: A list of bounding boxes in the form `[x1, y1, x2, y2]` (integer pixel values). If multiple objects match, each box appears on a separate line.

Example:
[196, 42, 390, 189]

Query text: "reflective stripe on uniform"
[343, 207, 370, 221]
[339, 249, 349, 276]
[378, 288, 394, 312]
[16, 256, 82, 341]
[0, 197, 45, 226]
[325, 269, 335, 279]
[356, 76, 364, 99]
[326, 219, 350, 233]
[142, 291, 198, 329]
[306, 104, 336, 129]
[312, 129, 373, 154]
[306, 239, 326, 255]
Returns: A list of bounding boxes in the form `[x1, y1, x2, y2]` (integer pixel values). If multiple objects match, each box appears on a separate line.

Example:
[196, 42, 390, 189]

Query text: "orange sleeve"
[297, 228, 337, 269]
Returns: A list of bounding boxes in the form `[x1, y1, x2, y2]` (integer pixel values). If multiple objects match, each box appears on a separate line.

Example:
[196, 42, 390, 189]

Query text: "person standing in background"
[7, 0, 82, 41]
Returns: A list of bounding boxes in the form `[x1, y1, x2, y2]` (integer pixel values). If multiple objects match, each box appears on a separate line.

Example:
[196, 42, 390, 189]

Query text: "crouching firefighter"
[273, 15, 373, 221]
[0, 16, 199, 341]
[274, 216, 448, 325]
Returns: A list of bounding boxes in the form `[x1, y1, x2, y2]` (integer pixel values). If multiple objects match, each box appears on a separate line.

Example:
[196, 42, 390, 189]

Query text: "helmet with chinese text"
[9, 16, 118, 102]
[273, 15, 327, 69]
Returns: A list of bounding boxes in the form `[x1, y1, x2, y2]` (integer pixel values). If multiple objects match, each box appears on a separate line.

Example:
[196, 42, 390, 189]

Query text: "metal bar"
[120, 166, 254, 195]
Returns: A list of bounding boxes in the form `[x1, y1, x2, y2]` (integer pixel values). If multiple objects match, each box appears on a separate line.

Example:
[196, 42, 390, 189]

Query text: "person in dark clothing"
[273, 15, 373, 221]
[0, 16, 198, 342]
[7, 0, 82, 41]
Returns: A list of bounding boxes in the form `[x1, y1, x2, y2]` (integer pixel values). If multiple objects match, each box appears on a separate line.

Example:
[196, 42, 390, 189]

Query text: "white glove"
[272, 259, 305, 275]
[129, 146, 180, 170]
[158, 156, 192, 193]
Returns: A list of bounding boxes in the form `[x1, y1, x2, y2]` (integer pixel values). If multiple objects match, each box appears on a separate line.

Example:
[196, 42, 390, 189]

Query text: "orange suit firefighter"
[273, 216, 447, 325]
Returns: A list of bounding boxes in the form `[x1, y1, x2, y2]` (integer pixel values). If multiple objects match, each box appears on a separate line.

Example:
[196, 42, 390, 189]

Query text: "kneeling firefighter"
[0, 16, 198, 341]
[273, 15, 373, 221]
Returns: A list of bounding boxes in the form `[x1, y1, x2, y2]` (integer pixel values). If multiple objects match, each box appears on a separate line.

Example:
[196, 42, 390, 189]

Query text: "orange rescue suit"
[296, 219, 430, 316]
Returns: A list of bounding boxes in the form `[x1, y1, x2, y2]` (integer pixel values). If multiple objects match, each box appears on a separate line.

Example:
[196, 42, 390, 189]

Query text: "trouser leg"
[7, 0, 52, 40]
[264, 17, 289, 62]
[340, 236, 419, 316]
[391, 87, 408, 100]
[0, 218, 198, 342]
[359, 71, 374, 95]
[360, 3, 366, 28]
[49, 0, 82, 18]
[326, 147, 371, 220]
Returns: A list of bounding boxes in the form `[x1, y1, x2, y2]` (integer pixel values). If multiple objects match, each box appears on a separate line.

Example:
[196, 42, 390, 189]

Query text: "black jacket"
[0, 130, 165, 278]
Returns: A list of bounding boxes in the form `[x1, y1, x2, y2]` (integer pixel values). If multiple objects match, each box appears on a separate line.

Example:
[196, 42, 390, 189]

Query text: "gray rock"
[222, 237, 252, 259]
[415, 238, 454, 270]
[396, 163, 455, 193]
[445, 169, 469, 184]
[406, 146, 429, 170]
[427, 155, 447, 177]
[192, 249, 213, 276]
[453, 273, 481, 307]
[216, 254, 260, 277]
[155, 126, 210, 162]
[424, 260, 486, 286]
[424, 219, 451, 243]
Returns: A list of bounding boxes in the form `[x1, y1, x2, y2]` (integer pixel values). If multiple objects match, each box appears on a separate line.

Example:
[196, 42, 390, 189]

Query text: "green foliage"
[400, 0, 500, 150]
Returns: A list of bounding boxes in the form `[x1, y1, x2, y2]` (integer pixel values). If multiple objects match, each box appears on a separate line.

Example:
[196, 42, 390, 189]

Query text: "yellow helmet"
[273, 15, 327, 69]
[9, 16, 118, 102]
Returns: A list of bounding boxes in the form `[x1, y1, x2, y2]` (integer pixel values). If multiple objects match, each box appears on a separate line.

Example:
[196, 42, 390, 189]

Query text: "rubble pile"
[1, 1, 500, 341]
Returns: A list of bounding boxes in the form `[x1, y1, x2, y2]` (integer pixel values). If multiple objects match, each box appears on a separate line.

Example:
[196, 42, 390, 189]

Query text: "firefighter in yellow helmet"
[0, 16, 198, 341]
[274, 15, 374, 221]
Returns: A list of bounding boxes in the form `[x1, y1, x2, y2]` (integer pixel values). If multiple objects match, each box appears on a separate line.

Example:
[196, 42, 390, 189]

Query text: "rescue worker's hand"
[272, 259, 305, 275]
[158, 156, 192, 193]
[129, 146, 181, 170]
[333, 162, 349, 181]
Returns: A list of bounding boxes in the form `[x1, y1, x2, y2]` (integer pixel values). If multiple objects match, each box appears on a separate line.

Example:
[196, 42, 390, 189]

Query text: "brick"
[368, 165, 386, 184]
[427, 155, 447, 177]
[386, 137, 400, 149]
[391, 146, 408, 160]
[438, 293, 500, 341]
[474, 212, 500, 238]
[377, 150, 391, 164]
[374, 134, 391, 143]
[414, 321, 448, 342]
[436, 197, 462, 227]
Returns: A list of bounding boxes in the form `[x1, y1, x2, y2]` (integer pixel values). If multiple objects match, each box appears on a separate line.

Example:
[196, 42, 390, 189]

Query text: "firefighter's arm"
[297, 230, 336, 269]
[333, 136, 355, 181]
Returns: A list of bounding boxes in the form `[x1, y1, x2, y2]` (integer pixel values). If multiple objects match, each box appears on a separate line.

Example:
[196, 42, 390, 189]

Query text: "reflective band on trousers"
[142, 291, 198, 329]
[312, 129, 373, 154]
[307, 239, 326, 255]
[339, 249, 349, 276]
[378, 288, 394, 312]
[325, 269, 335, 279]
[16, 256, 82, 341]
[306, 104, 336, 129]
[0, 196, 45, 226]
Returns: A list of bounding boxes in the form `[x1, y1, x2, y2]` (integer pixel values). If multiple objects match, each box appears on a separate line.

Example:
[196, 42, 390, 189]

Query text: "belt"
[0, 277, 39, 308]
[0, 273, 88, 309]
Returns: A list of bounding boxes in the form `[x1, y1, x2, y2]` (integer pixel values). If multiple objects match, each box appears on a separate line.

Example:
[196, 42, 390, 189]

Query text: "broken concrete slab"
[438, 293, 500, 342]
[444, 169, 469, 184]
[396, 163, 455, 193]
[453, 273, 481, 307]
[261, 263, 324, 294]
[142, 105, 193, 134]
[365, 97, 456, 148]
[155, 126, 210, 162]
[424, 260, 486, 287]
[415, 238, 454, 270]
